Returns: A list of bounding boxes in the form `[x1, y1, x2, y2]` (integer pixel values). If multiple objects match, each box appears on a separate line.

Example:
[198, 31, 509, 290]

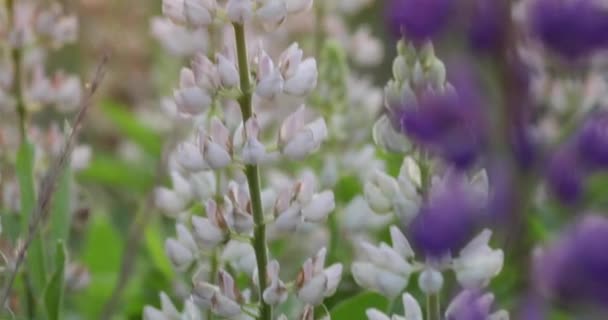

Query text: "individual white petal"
[184, 0, 215, 27]
[174, 87, 212, 116]
[203, 141, 232, 169]
[284, 58, 318, 96]
[163, 0, 186, 24]
[226, 0, 254, 24]
[192, 53, 220, 90]
[273, 204, 301, 232]
[279, 43, 304, 78]
[302, 191, 335, 222]
[165, 238, 194, 271]
[155, 188, 187, 216]
[242, 137, 267, 164]
[143, 306, 168, 320]
[217, 53, 239, 88]
[192, 282, 217, 308]
[376, 269, 409, 298]
[402, 293, 423, 320]
[256, 0, 287, 31]
[364, 181, 392, 214]
[297, 273, 327, 305]
[323, 263, 343, 296]
[175, 141, 207, 172]
[398, 157, 422, 191]
[389, 226, 414, 259]
[278, 106, 307, 145]
[159, 292, 180, 318]
[176, 223, 198, 252]
[351, 262, 378, 290]
[233, 209, 254, 234]
[192, 216, 225, 247]
[213, 293, 242, 317]
[282, 118, 327, 160]
[372, 115, 410, 153]
[366, 309, 391, 320]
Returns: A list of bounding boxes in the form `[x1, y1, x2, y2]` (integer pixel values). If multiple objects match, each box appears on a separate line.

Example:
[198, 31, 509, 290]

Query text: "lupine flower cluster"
[2, 0, 608, 319]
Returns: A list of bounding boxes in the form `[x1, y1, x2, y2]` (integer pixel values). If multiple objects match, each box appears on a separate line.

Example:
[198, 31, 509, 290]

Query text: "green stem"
[232, 23, 272, 320]
[7, 0, 27, 140]
[426, 294, 440, 320]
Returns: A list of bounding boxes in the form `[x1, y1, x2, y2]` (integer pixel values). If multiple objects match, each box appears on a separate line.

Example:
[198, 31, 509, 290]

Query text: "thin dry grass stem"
[0, 54, 110, 312]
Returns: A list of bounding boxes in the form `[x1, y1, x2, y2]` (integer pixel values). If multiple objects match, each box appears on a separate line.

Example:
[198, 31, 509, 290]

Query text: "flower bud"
[174, 87, 211, 116]
[256, 0, 288, 31]
[403, 293, 423, 320]
[165, 238, 194, 271]
[364, 170, 399, 214]
[263, 260, 288, 305]
[175, 140, 207, 172]
[372, 115, 411, 153]
[296, 248, 343, 305]
[392, 55, 409, 83]
[143, 307, 167, 320]
[192, 216, 225, 247]
[192, 53, 221, 90]
[155, 187, 187, 216]
[184, 0, 216, 27]
[427, 57, 447, 89]
[240, 117, 268, 165]
[301, 190, 335, 222]
[255, 50, 284, 99]
[284, 58, 318, 96]
[279, 106, 328, 160]
[226, 0, 254, 24]
[163, 0, 187, 24]
[453, 229, 504, 289]
[419, 267, 444, 294]
[200, 119, 233, 169]
[217, 53, 239, 88]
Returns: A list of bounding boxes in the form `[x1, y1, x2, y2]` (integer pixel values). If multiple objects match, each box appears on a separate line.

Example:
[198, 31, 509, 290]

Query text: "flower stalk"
[232, 22, 271, 320]
[426, 293, 440, 320]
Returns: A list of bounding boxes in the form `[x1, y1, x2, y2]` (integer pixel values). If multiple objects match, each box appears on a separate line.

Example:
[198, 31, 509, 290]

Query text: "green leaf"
[49, 169, 72, 263]
[101, 100, 163, 156]
[330, 291, 389, 320]
[16, 143, 47, 295]
[16, 142, 35, 232]
[44, 241, 66, 320]
[77, 154, 155, 192]
[73, 213, 122, 317]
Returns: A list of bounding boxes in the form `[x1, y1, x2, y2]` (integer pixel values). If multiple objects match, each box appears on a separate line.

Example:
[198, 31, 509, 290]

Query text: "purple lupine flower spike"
[386, 0, 455, 42]
[576, 112, 608, 169]
[408, 174, 482, 258]
[445, 290, 502, 320]
[468, 0, 508, 53]
[399, 65, 487, 169]
[534, 215, 608, 308]
[528, 0, 608, 60]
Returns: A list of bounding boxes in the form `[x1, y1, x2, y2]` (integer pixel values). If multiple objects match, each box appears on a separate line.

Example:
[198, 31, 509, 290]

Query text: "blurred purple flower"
[468, 0, 508, 53]
[534, 215, 608, 308]
[408, 174, 482, 258]
[529, 0, 608, 60]
[398, 67, 487, 169]
[547, 147, 585, 205]
[386, 0, 455, 42]
[445, 290, 496, 320]
[576, 112, 608, 169]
